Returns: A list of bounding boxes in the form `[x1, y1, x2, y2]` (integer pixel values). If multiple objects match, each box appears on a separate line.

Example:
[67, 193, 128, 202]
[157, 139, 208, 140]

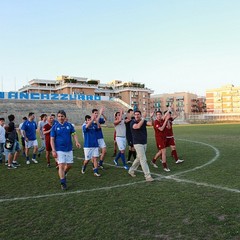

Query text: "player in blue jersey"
[21, 112, 39, 164]
[92, 108, 107, 169]
[81, 114, 101, 177]
[50, 110, 81, 190]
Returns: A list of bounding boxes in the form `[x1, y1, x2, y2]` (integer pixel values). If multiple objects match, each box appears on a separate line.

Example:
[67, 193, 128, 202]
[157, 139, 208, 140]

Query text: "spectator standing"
[0, 118, 6, 164]
[5, 114, 21, 169]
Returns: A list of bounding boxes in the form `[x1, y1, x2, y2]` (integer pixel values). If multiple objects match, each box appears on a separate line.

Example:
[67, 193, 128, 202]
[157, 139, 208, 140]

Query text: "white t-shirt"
[0, 125, 6, 143]
[19, 122, 25, 137]
[115, 119, 126, 137]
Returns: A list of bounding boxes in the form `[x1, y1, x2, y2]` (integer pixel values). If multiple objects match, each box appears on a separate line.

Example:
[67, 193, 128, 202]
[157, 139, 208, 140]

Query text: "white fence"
[187, 113, 240, 123]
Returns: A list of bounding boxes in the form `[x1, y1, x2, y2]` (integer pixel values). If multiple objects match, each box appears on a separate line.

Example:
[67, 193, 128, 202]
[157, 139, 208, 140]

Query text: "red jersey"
[43, 123, 52, 151]
[153, 119, 167, 150]
[165, 117, 174, 138]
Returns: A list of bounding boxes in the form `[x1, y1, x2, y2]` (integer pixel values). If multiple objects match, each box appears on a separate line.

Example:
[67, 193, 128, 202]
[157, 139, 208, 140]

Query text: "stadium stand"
[0, 99, 128, 127]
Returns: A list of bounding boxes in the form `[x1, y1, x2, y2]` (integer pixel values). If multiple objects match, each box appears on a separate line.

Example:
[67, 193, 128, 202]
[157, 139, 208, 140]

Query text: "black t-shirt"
[125, 117, 134, 141]
[6, 122, 18, 141]
[130, 119, 147, 145]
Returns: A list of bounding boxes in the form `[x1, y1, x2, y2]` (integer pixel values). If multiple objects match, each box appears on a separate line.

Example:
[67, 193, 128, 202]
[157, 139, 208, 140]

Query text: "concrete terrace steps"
[0, 99, 128, 127]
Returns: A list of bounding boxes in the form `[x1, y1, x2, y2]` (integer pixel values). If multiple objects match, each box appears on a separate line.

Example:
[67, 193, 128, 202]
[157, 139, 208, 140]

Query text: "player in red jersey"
[43, 115, 58, 167]
[151, 110, 171, 172]
[165, 110, 184, 164]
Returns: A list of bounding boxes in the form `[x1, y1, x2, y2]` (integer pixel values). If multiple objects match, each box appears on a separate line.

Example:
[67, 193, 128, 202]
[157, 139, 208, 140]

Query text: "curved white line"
[171, 138, 220, 177]
[0, 139, 238, 203]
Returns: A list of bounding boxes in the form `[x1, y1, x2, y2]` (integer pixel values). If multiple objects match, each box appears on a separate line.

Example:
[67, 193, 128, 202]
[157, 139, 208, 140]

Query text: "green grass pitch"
[1, 124, 240, 240]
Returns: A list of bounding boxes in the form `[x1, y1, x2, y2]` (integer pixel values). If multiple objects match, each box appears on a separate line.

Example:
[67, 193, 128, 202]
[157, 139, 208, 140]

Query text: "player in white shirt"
[113, 109, 128, 170]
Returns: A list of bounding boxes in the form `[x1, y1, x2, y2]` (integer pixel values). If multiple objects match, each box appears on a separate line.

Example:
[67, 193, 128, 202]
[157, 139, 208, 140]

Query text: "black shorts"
[127, 137, 133, 147]
[21, 136, 25, 147]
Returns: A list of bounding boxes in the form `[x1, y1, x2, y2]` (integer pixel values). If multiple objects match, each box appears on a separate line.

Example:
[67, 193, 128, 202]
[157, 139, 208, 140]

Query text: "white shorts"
[25, 139, 38, 149]
[57, 151, 73, 164]
[98, 138, 106, 149]
[84, 148, 99, 161]
[116, 137, 126, 151]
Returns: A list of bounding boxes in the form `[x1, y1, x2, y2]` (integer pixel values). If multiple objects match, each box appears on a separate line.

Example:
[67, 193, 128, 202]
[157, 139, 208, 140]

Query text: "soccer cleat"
[176, 159, 184, 164]
[7, 164, 17, 169]
[113, 159, 118, 166]
[12, 161, 21, 167]
[127, 160, 132, 164]
[150, 161, 158, 168]
[123, 165, 129, 170]
[128, 171, 136, 177]
[94, 172, 101, 177]
[98, 165, 104, 170]
[61, 183, 67, 190]
[26, 160, 30, 165]
[163, 168, 171, 172]
[146, 177, 154, 182]
[47, 163, 51, 168]
[32, 159, 38, 164]
[82, 165, 87, 174]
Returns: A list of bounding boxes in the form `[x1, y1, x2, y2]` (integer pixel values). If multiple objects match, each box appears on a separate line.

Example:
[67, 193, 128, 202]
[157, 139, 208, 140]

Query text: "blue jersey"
[50, 121, 75, 152]
[52, 119, 58, 126]
[82, 122, 98, 148]
[21, 120, 37, 141]
[96, 118, 105, 139]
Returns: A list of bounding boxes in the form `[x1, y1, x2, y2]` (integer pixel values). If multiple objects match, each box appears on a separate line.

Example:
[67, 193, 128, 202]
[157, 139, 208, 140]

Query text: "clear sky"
[1, 0, 240, 96]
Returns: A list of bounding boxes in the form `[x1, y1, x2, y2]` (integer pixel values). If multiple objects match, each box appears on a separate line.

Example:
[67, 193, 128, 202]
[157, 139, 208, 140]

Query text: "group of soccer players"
[1, 106, 184, 190]
[115, 108, 184, 180]
[151, 110, 184, 172]
[52, 106, 184, 189]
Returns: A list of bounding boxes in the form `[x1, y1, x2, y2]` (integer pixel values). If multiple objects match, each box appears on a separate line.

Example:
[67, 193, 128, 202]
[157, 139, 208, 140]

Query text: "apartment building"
[18, 75, 153, 114]
[150, 92, 205, 117]
[206, 84, 240, 113]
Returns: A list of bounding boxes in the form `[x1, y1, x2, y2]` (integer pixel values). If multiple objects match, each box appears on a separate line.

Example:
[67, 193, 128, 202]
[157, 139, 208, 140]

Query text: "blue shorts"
[5, 141, 21, 154]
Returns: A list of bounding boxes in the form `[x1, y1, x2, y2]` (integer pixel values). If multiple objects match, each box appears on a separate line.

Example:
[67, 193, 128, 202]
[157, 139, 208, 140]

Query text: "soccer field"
[1, 124, 240, 240]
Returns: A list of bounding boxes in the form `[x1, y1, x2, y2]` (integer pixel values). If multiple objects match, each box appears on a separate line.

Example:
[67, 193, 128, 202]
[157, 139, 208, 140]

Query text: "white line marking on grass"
[171, 139, 220, 177]
[105, 137, 239, 194]
[105, 163, 240, 194]
[0, 180, 146, 203]
[1, 139, 238, 203]
[164, 176, 240, 193]
[105, 138, 220, 178]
